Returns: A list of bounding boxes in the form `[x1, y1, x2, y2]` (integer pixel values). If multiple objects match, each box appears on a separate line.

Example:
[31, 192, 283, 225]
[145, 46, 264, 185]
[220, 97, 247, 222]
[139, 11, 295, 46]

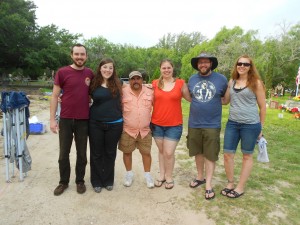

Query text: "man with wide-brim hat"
[187, 52, 228, 200]
[191, 52, 218, 72]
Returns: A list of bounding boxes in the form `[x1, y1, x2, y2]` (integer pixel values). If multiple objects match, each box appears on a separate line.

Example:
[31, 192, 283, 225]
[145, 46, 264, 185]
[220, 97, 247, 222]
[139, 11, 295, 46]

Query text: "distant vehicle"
[120, 78, 129, 84]
[285, 88, 293, 93]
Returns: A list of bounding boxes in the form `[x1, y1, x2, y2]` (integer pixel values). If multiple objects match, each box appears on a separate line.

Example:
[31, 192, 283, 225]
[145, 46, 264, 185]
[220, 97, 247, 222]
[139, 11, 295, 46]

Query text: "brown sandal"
[154, 179, 166, 187]
[205, 189, 215, 200]
[220, 188, 234, 196]
[165, 181, 174, 189]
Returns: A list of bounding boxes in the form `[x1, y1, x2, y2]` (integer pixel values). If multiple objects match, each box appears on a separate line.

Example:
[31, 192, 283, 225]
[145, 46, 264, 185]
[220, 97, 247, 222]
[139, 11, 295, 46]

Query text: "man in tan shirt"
[118, 71, 154, 188]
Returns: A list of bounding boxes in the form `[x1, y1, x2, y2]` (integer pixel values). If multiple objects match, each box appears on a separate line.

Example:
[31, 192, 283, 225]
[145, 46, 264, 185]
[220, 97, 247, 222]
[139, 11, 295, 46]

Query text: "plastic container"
[29, 123, 46, 134]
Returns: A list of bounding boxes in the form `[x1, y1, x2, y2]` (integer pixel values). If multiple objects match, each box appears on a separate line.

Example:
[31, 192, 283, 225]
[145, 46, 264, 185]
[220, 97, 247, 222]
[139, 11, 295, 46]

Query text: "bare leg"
[123, 153, 132, 171]
[205, 158, 216, 198]
[162, 139, 178, 183]
[140, 151, 152, 172]
[154, 138, 165, 181]
[228, 153, 253, 196]
[190, 154, 205, 186]
[223, 153, 235, 189]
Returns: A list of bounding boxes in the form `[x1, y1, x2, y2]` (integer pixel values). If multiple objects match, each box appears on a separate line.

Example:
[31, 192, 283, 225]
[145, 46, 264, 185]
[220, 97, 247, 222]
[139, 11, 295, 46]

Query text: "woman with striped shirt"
[221, 55, 266, 198]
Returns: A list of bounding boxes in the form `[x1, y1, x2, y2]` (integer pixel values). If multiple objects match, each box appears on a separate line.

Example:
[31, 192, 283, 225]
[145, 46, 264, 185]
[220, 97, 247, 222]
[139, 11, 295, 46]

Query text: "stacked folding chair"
[1, 91, 32, 182]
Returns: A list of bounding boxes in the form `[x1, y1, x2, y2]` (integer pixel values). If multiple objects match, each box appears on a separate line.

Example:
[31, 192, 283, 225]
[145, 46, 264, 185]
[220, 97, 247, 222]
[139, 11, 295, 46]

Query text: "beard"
[199, 67, 212, 76]
[132, 83, 141, 90]
[72, 58, 86, 68]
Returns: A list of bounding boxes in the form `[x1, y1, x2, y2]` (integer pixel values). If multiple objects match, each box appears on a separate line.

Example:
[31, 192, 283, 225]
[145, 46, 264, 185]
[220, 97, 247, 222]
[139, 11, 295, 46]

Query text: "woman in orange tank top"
[151, 59, 191, 189]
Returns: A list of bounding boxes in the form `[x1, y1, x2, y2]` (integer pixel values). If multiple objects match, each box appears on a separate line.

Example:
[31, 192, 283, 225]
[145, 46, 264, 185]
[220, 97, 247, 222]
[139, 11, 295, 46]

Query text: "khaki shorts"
[118, 132, 152, 154]
[186, 127, 221, 162]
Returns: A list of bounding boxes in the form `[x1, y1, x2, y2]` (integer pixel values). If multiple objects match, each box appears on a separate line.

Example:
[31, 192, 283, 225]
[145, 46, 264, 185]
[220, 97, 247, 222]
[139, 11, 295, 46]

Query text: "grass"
[176, 97, 300, 225]
[39, 88, 52, 93]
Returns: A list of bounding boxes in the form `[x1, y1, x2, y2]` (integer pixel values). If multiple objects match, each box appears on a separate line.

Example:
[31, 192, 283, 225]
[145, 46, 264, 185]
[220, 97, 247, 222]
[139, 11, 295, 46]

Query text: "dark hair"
[71, 43, 87, 55]
[158, 59, 176, 89]
[231, 55, 264, 92]
[90, 58, 122, 97]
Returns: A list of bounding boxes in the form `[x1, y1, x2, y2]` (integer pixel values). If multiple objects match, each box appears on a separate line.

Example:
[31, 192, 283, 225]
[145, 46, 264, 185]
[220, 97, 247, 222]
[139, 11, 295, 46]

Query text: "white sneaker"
[124, 171, 134, 187]
[145, 173, 154, 189]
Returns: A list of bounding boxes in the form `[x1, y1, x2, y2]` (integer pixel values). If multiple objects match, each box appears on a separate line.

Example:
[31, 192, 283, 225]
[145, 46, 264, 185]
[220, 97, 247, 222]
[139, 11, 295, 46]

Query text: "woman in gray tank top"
[220, 55, 266, 198]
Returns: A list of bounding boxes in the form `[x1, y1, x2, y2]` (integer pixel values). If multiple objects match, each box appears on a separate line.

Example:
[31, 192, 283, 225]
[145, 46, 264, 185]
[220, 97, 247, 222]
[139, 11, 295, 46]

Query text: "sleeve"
[54, 70, 62, 87]
[221, 76, 228, 97]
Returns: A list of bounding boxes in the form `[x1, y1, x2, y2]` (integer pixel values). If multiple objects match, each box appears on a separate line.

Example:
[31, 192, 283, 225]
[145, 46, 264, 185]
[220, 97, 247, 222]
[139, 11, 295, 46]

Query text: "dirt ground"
[0, 96, 215, 225]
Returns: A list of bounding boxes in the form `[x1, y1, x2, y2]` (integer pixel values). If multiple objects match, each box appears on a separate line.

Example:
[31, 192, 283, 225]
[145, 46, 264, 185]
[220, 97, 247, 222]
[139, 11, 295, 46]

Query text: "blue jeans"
[89, 120, 123, 187]
[223, 120, 261, 154]
[58, 118, 89, 185]
[151, 123, 183, 141]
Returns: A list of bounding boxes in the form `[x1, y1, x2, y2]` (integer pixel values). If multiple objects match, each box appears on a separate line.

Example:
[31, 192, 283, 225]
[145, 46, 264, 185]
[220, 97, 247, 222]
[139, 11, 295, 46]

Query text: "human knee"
[164, 151, 174, 159]
[224, 153, 234, 161]
[242, 153, 253, 160]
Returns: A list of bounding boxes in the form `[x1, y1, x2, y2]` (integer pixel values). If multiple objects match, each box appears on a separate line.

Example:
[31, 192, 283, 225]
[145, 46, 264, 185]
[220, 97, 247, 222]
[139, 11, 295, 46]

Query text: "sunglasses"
[237, 62, 251, 67]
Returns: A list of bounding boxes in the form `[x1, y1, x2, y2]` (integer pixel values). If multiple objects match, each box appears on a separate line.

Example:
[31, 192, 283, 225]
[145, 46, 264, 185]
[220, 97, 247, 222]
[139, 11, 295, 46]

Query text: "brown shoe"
[77, 183, 86, 194]
[54, 184, 68, 196]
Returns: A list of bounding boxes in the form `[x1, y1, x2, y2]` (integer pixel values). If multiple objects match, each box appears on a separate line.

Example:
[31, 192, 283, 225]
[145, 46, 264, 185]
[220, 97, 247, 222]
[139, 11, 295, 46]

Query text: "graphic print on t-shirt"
[193, 80, 216, 102]
[85, 77, 91, 86]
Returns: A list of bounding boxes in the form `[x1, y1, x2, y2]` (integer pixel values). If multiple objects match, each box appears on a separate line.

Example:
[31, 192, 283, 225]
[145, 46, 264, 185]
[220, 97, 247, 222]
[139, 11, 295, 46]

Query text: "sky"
[31, 0, 299, 48]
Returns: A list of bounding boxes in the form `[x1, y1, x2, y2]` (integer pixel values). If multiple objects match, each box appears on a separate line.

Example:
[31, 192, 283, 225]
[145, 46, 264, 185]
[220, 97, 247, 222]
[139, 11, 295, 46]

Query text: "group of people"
[186, 53, 265, 200]
[50, 43, 266, 200]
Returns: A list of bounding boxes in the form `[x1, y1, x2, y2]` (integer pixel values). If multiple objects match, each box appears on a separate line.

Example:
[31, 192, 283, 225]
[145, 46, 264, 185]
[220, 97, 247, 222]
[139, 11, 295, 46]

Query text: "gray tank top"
[229, 81, 260, 124]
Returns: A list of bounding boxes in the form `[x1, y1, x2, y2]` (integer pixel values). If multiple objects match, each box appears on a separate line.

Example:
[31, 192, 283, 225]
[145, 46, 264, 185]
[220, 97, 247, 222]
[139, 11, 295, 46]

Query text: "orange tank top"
[151, 79, 184, 126]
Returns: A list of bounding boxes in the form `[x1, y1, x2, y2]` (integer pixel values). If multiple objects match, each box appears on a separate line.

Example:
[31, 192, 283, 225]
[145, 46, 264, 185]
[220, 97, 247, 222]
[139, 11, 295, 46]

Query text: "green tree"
[84, 36, 115, 71]
[0, 0, 81, 81]
[262, 22, 300, 90]
[112, 44, 147, 78]
[146, 47, 176, 82]
[180, 26, 264, 81]
[24, 24, 81, 80]
[275, 23, 300, 88]
[157, 32, 206, 52]
[209, 26, 263, 78]
[0, 0, 36, 79]
[156, 32, 206, 76]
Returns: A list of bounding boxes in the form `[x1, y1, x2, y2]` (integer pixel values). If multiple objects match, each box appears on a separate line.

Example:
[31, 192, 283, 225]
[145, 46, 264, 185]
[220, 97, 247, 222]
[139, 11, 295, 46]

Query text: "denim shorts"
[151, 123, 183, 141]
[223, 120, 262, 154]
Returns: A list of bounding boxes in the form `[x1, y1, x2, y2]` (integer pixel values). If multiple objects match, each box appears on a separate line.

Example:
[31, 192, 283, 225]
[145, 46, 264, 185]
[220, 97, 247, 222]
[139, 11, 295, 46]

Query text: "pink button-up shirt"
[122, 85, 153, 139]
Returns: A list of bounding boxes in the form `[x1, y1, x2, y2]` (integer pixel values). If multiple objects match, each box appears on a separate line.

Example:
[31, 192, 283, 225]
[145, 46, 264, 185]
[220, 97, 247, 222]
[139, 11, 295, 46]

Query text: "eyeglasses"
[198, 61, 211, 65]
[237, 62, 251, 67]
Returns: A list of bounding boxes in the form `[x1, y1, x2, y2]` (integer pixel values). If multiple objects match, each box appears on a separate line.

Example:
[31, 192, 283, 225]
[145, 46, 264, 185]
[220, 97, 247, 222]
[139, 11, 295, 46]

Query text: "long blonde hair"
[231, 55, 264, 92]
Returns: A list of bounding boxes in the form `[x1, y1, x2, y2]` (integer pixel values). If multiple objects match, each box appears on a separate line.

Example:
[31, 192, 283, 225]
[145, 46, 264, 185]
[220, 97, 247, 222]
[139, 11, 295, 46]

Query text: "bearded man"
[187, 53, 228, 200]
[50, 44, 94, 196]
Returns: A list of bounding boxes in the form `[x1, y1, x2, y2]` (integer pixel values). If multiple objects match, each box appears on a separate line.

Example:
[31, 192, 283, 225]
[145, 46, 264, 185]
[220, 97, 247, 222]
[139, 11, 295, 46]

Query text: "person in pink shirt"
[118, 71, 155, 188]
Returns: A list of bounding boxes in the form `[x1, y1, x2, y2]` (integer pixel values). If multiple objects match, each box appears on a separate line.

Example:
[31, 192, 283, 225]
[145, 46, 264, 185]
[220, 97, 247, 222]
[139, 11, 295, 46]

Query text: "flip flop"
[205, 189, 215, 200]
[165, 181, 174, 189]
[154, 179, 166, 187]
[226, 190, 244, 198]
[220, 188, 234, 196]
[189, 179, 206, 188]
